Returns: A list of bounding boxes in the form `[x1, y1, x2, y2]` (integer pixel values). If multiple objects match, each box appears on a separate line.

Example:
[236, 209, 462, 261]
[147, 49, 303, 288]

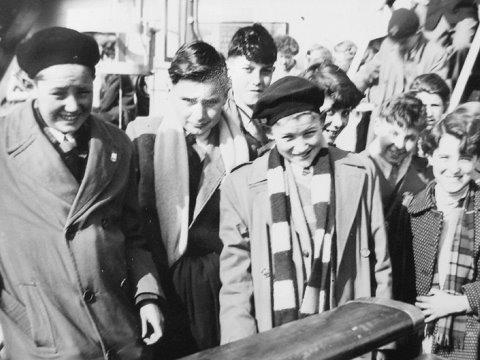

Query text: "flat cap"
[17, 27, 100, 78]
[388, 9, 420, 41]
[252, 76, 324, 126]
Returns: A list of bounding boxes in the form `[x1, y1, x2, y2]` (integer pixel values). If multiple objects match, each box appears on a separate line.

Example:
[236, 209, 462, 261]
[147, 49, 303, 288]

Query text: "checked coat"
[392, 181, 480, 359]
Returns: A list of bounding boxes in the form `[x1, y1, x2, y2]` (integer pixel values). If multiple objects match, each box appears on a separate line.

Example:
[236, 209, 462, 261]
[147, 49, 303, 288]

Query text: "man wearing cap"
[0, 27, 164, 359]
[355, 8, 449, 112]
[218, 76, 392, 359]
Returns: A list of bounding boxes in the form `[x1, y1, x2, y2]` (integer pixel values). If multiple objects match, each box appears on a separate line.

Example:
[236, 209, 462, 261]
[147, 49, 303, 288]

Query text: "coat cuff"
[462, 282, 480, 316]
[135, 292, 166, 311]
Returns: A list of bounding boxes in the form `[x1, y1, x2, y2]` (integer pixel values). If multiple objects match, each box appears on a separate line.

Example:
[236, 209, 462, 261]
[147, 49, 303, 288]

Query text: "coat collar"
[66, 116, 120, 226]
[247, 146, 367, 263]
[190, 143, 225, 226]
[5, 101, 120, 227]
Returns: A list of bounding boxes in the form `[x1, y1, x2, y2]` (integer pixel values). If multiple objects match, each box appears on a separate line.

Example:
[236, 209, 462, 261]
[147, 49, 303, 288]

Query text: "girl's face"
[429, 133, 478, 194]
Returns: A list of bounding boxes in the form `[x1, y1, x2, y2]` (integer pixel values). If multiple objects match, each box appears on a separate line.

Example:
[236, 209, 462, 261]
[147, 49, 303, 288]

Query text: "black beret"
[388, 9, 420, 41]
[252, 76, 324, 126]
[17, 27, 100, 78]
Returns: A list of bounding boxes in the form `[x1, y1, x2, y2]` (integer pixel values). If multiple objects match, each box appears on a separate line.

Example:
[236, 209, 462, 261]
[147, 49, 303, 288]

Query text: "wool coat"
[219, 146, 392, 344]
[392, 182, 480, 359]
[0, 102, 163, 360]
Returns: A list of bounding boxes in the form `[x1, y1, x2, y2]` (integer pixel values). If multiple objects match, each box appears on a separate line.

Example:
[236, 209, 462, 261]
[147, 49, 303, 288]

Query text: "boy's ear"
[262, 124, 274, 141]
[426, 155, 433, 167]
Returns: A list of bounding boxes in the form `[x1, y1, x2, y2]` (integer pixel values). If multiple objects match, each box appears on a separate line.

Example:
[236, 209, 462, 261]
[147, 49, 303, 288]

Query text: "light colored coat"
[219, 146, 392, 344]
[0, 102, 162, 360]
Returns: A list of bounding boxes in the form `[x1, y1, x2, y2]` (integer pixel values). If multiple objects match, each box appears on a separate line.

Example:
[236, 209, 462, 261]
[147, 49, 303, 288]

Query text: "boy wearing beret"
[218, 76, 392, 359]
[0, 27, 163, 359]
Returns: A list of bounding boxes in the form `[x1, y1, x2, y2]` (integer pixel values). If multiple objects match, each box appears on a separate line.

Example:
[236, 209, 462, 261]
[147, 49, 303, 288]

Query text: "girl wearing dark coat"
[397, 110, 480, 359]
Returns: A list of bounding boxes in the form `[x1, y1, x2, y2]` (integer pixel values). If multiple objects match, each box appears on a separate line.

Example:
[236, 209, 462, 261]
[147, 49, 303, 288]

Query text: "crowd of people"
[2, 1, 480, 360]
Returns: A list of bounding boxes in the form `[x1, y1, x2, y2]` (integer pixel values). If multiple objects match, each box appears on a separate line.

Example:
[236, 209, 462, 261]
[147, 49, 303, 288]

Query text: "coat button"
[101, 217, 110, 229]
[83, 289, 96, 304]
[106, 349, 118, 360]
[65, 224, 77, 241]
[360, 248, 370, 258]
[302, 250, 310, 258]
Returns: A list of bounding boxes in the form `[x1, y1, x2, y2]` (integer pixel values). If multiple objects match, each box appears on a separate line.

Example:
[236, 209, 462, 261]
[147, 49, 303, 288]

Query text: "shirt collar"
[367, 138, 413, 183]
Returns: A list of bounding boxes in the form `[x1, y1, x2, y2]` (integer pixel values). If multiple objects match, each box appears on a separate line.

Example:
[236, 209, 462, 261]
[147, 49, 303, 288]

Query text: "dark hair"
[410, 73, 450, 108]
[421, 108, 480, 157]
[274, 35, 299, 56]
[168, 40, 229, 93]
[303, 62, 363, 111]
[379, 92, 427, 130]
[227, 23, 277, 65]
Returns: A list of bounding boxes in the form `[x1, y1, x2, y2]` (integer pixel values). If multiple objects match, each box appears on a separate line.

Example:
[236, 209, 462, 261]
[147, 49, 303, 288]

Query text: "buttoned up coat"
[0, 102, 162, 360]
[219, 146, 392, 344]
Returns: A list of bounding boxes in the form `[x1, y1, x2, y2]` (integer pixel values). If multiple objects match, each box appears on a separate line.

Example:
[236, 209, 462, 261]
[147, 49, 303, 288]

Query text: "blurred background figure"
[89, 32, 137, 129]
[305, 43, 333, 67]
[417, 0, 479, 85]
[410, 72, 450, 128]
[272, 35, 302, 81]
[333, 40, 358, 72]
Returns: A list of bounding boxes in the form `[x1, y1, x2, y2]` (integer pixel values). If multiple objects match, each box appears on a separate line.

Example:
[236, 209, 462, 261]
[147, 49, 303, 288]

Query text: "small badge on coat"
[110, 152, 117, 162]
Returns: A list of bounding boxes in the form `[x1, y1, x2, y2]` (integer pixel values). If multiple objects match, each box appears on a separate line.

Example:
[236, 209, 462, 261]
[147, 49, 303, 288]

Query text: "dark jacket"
[0, 102, 163, 360]
[425, 0, 479, 31]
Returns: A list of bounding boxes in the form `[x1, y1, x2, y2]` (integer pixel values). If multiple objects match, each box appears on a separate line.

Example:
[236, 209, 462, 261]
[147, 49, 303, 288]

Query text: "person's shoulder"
[225, 150, 270, 188]
[91, 114, 132, 148]
[125, 115, 164, 140]
[331, 146, 372, 169]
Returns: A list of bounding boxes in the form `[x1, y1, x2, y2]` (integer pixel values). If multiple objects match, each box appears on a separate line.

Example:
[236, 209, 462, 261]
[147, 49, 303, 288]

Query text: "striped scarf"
[267, 146, 334, 327]
[427, 185, 475, 351]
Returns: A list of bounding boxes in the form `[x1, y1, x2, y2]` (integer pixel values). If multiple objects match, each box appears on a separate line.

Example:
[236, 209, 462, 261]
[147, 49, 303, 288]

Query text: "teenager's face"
[171, 79, 227, 137]
[322, 99, 350, 145]
[429, 134, 477, 194]
[227, 56, 274, 109]
[34, 64, 93, 133]
[270, 111, 324, 168]
[375, 120, 419, 166]
[415, 91, 445, 128]
[276, 52, 295, 72]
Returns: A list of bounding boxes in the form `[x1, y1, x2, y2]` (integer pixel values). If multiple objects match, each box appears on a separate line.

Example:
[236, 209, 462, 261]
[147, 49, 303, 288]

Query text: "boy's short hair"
[421, 108, 480, 157]
[409, 73, 450, 108]
[168, 40, 229, 93]
[303, 62, 363, 111]
[274, 35, 299, 56]
[227, 23, 277, 65]
[379, 92, 427, 131]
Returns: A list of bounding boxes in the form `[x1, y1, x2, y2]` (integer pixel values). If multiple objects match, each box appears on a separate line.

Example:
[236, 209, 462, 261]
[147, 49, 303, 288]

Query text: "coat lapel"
[6, 102, 79, 221]
[333, 149, 366, 265]
[66, 118, 119, 226]
[190, 145, 225, 226]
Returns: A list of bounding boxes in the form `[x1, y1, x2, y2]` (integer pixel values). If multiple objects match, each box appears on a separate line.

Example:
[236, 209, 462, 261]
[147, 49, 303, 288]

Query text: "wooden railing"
[180, 298, 425, 360]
